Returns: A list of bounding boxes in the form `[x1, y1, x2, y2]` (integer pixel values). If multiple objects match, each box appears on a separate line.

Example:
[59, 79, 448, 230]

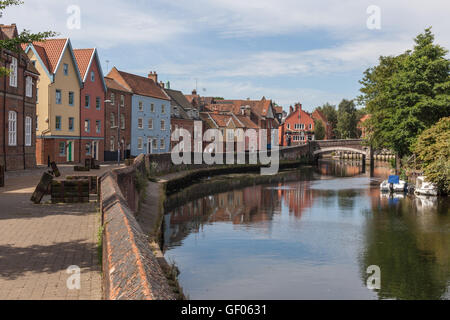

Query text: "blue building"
[107, 68, 171, 156]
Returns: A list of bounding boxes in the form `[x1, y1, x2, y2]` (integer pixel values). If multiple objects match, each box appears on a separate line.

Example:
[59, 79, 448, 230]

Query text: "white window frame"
[138, 118, 143, 129]
[137, 137, 143, 149]
[110, 136, 115, 152]
[160, 138, 165, 150]
[25, 76, 33, 97]
[161, 119, 165, 131]
[138, 101, 143, 112]
[148, 118, 153, 130]
[8, 111, 17, 146]
[10, 57, 18, 87]
[25, 116, 32, 146]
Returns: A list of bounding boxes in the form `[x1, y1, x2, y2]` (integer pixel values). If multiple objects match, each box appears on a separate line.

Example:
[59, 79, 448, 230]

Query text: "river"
[162, 159, 450, 300]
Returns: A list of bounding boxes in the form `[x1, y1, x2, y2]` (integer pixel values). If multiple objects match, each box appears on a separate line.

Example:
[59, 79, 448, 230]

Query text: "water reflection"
[163, 160, 450, 300]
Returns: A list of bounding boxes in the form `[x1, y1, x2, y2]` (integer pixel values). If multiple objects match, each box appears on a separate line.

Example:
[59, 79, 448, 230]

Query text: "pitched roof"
[165, 89, 195, 111]
[219, 99, 274, 118]
[0, 24, 18, 39]
[312, 109, 328, 123]
[104, 76, 132, 93]
[73, 48, 95, 81]
[28, 39, 68, 73]
[200, 112, 258, 130]
[108, 68, 170, 100]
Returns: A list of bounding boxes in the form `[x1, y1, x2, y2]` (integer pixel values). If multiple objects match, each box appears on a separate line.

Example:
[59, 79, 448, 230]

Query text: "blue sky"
[3, 0, 449, 112]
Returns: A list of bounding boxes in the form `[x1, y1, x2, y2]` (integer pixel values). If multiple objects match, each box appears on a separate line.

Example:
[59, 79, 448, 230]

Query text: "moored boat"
[415, 176, 438, 196]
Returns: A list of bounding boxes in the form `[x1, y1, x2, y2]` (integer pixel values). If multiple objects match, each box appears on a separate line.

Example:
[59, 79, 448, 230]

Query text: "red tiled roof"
[220, 99, 273, 118]
[73, 48, 95, 81]
[108, 68, 169, 100]
[29, 39, 68, 73]
[200, 112, 258, 130]
[104, 76, 132, 93]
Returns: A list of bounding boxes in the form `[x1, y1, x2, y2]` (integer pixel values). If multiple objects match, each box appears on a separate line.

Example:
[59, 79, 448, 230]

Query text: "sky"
[2, 0, 449, 112]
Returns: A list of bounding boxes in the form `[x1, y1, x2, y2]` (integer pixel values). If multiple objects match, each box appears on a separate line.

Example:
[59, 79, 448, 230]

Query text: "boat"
[415, 176, 438, 196]
[380, 175, 407, 193]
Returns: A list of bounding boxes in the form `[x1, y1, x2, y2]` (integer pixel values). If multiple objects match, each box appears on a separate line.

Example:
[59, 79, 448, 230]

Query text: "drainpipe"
[22, 57, 26, 169]
[79, 87, 82, 164]
[2, 51, 8, 171]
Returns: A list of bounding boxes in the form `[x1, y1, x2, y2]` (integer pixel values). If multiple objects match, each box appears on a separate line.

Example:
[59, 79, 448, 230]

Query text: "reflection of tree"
[360, 198, 450, 300]
[337, 190, 360, 210]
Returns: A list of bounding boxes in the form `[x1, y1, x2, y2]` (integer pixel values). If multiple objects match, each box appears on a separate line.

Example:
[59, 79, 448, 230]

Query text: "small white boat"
[380, 179, 407, 193]
[415, 176, 438, 196]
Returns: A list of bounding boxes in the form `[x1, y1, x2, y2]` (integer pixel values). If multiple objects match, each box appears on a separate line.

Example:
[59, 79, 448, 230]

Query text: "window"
[287, 124, 290, 129]
[56, 90, 62, 104]
[9, 57, 17, 87]
[90, 71, 95, 82]
[86, 143, 91, 155]
[59, 142, 66, 156]
[36, 115, 39, 131]
[161, 119, 165, 130]
[85, 119, 90, 133]
[150, 104, 155, 112]
[111, 93, 115, 104]
[161, 104, 166, 114]
[55, 116, 62, 130]
[8, 111, 17, 146]
[69, 117, 74, 131]
[26, 77, 33, 97]
[85, 95, 90, 108]
[63, 63, 69, 76]
[36, 88, 39, 103]
[96, 120, 101, 133]
[25, 116, 32, 146]
[152, 139, 157, 149]
[148, 118, 153, 130]
[137, 137, 143, 149]
[69, 92, 74, 106]
[110, 136, 115, 151]
[309, 124, 312, 130]
[120, 95, 125, 107]
[138, 118, 143, 129]
[138, 101, 143, 111]
[121, 114, 125, 129]
[160, 138, 165, 150]
[96, 97, 101, 110]
[227, 130, 234, 141]
[110, 113, 115, 127]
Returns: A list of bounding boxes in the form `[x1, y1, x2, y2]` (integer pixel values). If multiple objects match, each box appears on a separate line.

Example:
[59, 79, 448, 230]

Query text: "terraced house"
[0, 24, 40, 171]
[24, 38, 83, 164]
[74, 48, 107, 163]
[107, 68, 171, 156]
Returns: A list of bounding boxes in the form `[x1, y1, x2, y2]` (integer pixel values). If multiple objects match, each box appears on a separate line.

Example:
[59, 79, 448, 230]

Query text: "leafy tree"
[316, 103, 338, 138]
[413, 117, 450, 195]
[0, 0, 57, 75]
[337, 99, 358, 139]
[314, 119, 326, 140]
[358, 28, 450, 158]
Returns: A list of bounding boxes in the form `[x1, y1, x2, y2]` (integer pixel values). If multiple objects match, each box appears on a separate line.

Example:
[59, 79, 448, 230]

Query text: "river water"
[163, 160, 450, 300]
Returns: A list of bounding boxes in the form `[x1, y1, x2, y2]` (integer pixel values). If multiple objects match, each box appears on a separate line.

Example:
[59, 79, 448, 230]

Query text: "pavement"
[0, 164, 122, 300]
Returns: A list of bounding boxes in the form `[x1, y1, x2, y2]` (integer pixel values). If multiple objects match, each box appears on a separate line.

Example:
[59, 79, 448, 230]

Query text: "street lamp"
[104, 99, 121, 166]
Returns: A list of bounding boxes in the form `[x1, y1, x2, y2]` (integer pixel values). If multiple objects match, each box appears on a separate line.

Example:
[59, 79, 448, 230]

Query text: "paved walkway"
[0, 164, 120, 300]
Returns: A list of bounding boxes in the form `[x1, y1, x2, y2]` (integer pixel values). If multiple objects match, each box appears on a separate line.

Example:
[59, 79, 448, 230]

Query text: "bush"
[413, 117, 450, 195]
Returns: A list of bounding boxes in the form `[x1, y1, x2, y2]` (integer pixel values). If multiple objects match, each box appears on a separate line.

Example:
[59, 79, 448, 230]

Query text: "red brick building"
[74, 48, 107, 163]
[279, 103, 315, 146]
[358, 114, 371, 139]
[0, 24, 39, 171]
[104, 76, 132, 161]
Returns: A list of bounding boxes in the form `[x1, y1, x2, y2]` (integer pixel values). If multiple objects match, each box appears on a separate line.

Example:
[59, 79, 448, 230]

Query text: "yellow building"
[24, 39, 83, 164]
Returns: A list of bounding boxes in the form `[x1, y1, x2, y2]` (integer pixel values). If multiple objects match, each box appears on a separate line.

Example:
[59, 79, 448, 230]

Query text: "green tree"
[316, 103, 338, 138]
[358, 28, 450, 158]
[413, 117, 450, 195]
[337, 99, 358, 139]
[0, 0, 57, 75]
[314, 119, 326, 140]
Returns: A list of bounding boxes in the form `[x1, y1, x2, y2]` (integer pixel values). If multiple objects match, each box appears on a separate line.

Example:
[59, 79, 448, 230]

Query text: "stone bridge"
[279, 139, 371, 161]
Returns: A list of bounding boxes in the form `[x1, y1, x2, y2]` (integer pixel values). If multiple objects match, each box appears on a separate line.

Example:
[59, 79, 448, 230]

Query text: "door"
[67, 141, 73, 162]
[92, 141, 98, 160]
[147, 138, 153, 154]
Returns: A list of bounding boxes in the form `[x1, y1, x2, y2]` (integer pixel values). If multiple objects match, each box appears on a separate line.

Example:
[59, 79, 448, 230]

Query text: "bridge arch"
[313, 147, 369, 157]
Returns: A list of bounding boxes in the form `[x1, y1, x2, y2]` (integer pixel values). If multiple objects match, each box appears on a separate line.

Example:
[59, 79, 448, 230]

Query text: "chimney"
[295, 103, 302, 112]
[148, 71, 158, 83]
[192, 89, 197, 95]
[289, 106, 294, 114]
[159, 81, 165, 89]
